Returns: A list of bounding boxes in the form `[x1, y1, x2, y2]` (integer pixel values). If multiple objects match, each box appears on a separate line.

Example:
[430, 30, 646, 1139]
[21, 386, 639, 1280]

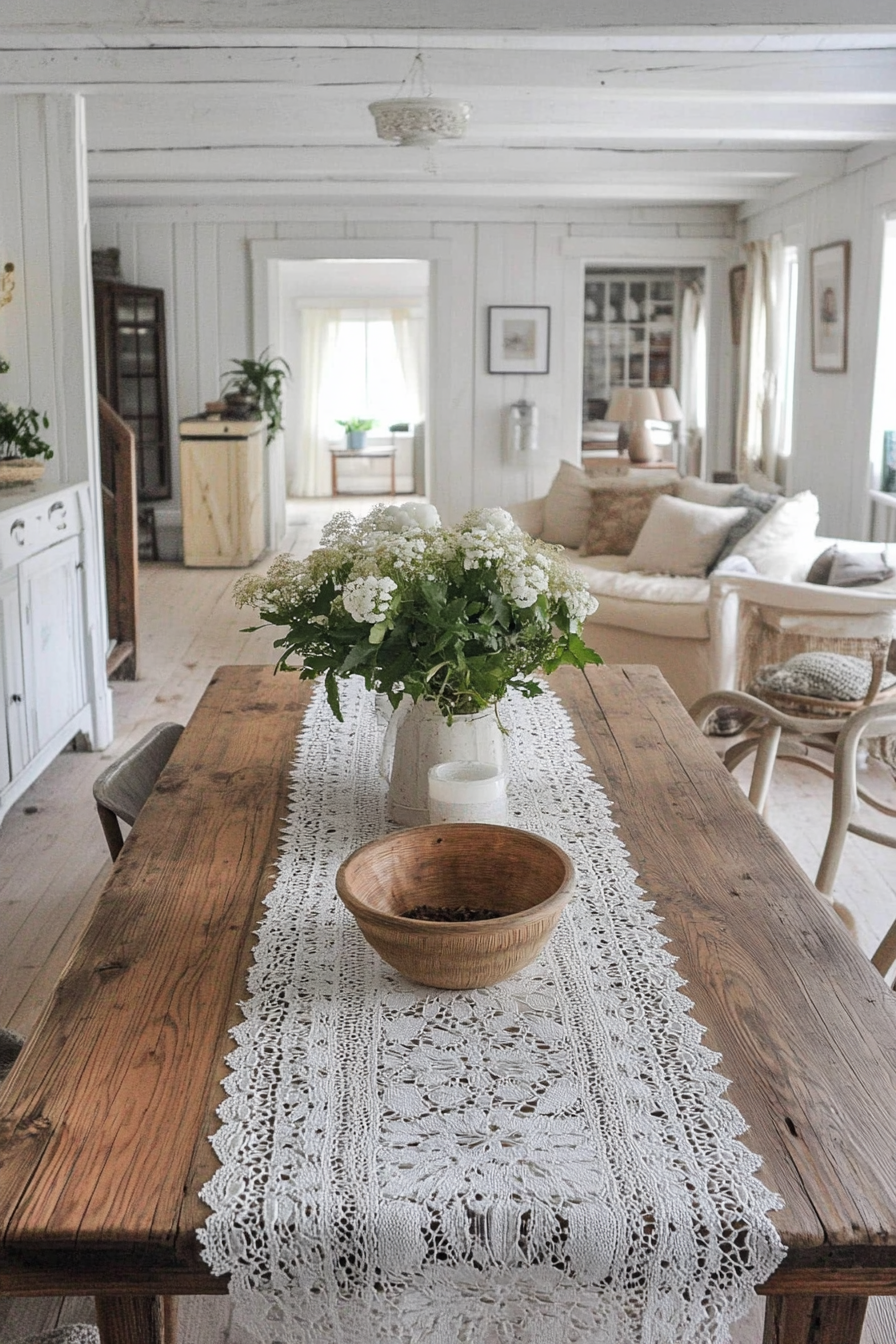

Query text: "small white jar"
[428, 760, 508, 826]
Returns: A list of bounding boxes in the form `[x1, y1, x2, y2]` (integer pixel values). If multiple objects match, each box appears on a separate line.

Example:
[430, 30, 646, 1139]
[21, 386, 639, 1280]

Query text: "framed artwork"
[488, 306, 550, 374]
[810, 240, 850, 373]
[728, 265, 746, 345]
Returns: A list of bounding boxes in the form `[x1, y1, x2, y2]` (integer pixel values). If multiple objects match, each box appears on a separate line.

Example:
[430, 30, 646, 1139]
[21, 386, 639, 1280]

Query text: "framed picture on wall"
[488, 306, 550, 374]
[810, 240, 850, 373]
[728, 265, 746, 345]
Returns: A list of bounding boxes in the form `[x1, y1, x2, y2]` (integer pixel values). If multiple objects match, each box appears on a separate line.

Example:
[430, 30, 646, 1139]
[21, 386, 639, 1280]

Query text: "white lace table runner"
[198, 678, 785, 1344]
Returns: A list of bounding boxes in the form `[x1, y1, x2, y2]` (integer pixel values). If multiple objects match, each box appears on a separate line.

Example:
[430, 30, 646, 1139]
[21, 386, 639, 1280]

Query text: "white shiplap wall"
[741, 149, 896, 540]
[90, 205, 737, 548]
[0, 94, 113, 748]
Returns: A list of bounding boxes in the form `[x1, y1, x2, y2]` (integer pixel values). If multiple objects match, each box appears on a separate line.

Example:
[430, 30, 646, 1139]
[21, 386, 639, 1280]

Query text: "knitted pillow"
[751, 652, 896, 702]
[712, 484, 778, 566]
[579, 482, 677, 557]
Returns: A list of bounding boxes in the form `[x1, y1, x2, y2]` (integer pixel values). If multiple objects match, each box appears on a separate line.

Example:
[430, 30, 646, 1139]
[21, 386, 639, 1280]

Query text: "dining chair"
[92, 722, 184, 861]
[690, 674, 896, 981]
[0, 1025, 23, 1082]
[20, 1328, 100, 1344]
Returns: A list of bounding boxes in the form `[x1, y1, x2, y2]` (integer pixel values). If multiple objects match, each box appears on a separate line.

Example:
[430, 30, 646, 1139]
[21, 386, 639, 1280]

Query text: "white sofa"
[509, 482, 896, 711]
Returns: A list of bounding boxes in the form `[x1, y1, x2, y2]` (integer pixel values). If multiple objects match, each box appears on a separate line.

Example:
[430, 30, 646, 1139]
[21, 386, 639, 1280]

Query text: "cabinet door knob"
[48, 501, 67, 529]
[10, 693, 22, 703]
[10, 519, 25, 545]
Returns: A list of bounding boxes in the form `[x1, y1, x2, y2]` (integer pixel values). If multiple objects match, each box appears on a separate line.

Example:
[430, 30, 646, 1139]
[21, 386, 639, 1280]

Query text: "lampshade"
[656, 386, 683, 422]
[606, 387, 633, 422]
[626, 388, 662, 423]
[369, 98, 471, 146]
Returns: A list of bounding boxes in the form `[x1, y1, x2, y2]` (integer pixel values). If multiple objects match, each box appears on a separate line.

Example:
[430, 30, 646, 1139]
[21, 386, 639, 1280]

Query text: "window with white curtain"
[318, 309, 422, 439]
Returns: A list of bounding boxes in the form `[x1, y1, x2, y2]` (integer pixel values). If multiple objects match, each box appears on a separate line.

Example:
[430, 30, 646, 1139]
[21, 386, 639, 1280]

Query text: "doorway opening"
[276, 259, 429, 502]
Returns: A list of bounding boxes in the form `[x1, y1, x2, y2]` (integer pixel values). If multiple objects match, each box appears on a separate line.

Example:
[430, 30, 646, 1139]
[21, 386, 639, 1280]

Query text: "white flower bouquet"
[235, 502, 600, 721]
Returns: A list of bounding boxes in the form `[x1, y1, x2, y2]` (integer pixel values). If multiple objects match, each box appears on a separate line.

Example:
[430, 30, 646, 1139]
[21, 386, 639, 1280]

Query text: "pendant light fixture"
[369, 52, 471, 147]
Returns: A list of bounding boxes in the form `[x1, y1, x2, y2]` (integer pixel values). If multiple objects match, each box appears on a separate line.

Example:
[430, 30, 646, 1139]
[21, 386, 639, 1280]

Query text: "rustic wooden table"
[2, 664, 896, 1344]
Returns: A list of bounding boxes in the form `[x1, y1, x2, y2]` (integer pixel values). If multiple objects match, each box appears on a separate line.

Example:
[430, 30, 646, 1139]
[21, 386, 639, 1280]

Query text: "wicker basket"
[0, 458, 45, 489]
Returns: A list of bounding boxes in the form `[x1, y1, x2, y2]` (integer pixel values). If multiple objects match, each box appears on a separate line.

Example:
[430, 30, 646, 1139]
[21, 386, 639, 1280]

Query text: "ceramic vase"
[380, 697, 506, 826]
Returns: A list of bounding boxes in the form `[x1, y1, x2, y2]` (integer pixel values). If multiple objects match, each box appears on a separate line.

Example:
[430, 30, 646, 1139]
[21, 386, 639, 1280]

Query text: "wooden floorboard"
[1, 496, 895, 1342]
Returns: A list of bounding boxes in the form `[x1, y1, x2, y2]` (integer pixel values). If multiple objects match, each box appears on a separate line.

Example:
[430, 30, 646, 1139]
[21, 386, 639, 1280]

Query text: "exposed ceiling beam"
[86, 144, 847, 183]
[1, 47, 896, 95]
[3, 0, 896, 34]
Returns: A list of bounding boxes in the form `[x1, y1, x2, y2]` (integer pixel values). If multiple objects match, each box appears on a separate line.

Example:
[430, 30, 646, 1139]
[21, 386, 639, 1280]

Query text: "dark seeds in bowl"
[403, 904, 506, 923]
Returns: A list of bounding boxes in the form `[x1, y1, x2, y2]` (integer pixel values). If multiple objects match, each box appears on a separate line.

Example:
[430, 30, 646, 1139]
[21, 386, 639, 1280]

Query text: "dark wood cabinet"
[94, 281, 172, 501]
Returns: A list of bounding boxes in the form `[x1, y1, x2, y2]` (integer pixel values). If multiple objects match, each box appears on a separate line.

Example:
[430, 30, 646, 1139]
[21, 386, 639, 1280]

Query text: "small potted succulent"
[220, 349, 291, 445]
[0, 357, 53, 488]
[337, 417, 376, 450]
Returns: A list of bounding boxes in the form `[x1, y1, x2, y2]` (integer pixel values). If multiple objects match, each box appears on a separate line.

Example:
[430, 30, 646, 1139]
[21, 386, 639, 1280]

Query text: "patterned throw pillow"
[751, 652, 896, 702]
[579, 483, 677, 556]
[712, 484, 777, 567]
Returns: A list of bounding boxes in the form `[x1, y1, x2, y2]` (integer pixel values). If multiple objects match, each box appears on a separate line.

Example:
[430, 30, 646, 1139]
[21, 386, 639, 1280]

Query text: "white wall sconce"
[506, 399, 538, 454]
[0, 262, 15, 309]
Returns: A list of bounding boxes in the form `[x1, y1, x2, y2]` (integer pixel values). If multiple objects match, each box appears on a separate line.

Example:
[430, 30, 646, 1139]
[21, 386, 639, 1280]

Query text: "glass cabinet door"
[95, 281, 172, 502]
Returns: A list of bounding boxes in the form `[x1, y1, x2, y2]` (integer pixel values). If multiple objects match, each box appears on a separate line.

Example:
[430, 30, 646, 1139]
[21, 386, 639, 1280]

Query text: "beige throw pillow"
[624, 494, 748, 577]
[677, 476, 738, 506]
[541, 461, 597, 549]
[729, 490, 820, 579]
[579, 482, 677, 557]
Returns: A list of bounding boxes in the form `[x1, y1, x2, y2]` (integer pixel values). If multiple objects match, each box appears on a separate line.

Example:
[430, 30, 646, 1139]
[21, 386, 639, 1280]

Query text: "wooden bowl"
[335, 824, 575, 989]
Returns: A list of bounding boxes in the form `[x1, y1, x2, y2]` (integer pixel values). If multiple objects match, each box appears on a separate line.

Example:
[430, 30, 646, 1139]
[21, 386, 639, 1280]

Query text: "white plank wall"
[91, 204, 736, 534]
[741, 148, 896, 540]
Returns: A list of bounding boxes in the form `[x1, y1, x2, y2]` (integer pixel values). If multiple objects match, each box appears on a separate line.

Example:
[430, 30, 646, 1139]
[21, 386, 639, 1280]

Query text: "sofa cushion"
[540, 460, 596, 548]
[729, 490, 819, 579]
[579, 481, 677, 556]
[624, 494, 748, 578]
[677, 476, 739, 506]
[568, 553, 710, 639]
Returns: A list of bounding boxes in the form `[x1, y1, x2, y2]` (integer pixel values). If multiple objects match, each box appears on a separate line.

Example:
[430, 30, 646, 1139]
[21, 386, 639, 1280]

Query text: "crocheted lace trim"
[198, 678, 784, 1344]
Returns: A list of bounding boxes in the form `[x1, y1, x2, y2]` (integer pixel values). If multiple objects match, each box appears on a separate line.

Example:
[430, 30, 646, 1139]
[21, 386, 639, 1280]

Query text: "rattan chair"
[92, 722, 184, 860]
[691, 662, 896, 980]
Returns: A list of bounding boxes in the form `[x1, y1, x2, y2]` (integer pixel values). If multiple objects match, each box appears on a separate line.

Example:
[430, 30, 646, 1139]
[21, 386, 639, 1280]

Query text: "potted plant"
[235, 502, 601, 822]
[337, 417, 376, 450]
[0, 356, 53, 487]
[220, 349, 291, 445]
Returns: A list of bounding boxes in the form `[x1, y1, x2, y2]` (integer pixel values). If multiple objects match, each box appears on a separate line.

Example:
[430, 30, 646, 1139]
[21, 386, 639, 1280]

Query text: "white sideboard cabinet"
[0, 483, 96, 825]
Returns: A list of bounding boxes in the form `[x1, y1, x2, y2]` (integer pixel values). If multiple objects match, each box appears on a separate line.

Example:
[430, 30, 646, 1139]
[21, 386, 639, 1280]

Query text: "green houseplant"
[336, 417, 376, 449]
[221, 349, 291, 446]
[0, 356, 52, 486]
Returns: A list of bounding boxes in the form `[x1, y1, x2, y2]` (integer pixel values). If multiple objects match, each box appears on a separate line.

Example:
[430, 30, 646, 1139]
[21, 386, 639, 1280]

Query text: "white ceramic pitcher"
[380, 698, 507, 826]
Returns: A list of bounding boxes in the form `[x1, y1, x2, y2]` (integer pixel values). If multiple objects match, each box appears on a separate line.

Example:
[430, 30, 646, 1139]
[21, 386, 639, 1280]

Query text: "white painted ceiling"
[3, 2, 896, 213]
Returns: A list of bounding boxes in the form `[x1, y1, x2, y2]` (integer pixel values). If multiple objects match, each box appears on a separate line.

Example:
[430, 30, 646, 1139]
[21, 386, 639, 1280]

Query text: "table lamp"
[606, 387, 633, 455]
[656, 385, 684, 465]
[625, 388, 662, 463]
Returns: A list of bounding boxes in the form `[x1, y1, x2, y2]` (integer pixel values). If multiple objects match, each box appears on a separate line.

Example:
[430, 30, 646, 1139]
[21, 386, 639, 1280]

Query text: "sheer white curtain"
[295, 308, 340, 497]
[390, 307, 425, 426]
[679, 281, 706, 476]
[736, 234, 787, 487]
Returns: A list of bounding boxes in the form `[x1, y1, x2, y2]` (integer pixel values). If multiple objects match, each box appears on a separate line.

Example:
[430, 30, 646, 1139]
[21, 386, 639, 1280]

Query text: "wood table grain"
[2, 663, 895, 1344]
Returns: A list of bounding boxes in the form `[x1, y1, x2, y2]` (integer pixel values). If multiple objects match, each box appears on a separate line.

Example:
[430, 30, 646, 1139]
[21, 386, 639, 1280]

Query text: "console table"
[330, 445, 396, 496]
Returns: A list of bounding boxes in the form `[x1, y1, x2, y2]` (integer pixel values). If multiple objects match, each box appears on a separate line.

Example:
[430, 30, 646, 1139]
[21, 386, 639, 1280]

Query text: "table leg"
[390, 451, 396, 497]
[331, 454, 338, 496]
[763, 1293, 867, 1343]
[95, 1294, 177, 1344]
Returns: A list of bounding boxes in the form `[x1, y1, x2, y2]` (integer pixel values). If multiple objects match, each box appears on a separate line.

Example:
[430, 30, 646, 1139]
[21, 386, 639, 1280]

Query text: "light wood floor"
[2, 495, 895, 1343]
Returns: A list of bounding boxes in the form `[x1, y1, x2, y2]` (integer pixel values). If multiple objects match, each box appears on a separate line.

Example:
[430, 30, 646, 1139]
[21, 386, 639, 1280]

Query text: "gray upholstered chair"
[92, 722, 184, 860]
